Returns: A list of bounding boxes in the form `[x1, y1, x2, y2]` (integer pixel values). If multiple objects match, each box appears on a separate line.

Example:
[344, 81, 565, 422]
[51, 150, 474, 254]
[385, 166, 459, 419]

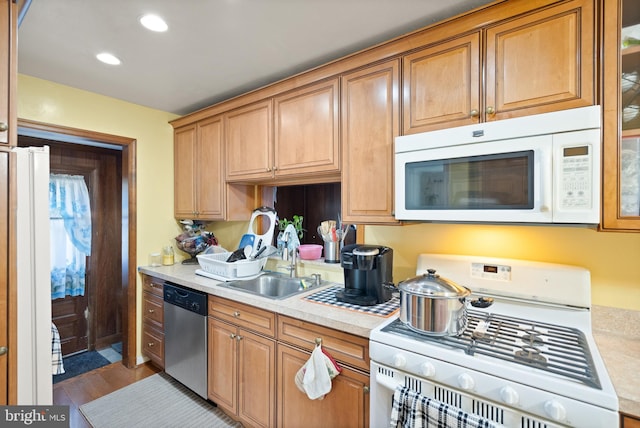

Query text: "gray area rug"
[79, 372, 242, 428]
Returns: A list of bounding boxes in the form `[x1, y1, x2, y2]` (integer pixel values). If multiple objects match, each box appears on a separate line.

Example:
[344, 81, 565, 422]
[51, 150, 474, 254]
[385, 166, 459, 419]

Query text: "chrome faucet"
[279, 225, 299, 278]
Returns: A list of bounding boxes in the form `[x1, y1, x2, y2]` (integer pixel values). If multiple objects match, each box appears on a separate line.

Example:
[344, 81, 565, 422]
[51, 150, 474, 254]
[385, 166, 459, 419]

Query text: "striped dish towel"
[390, 385, 503, 428]
[51, 323, 65, 375]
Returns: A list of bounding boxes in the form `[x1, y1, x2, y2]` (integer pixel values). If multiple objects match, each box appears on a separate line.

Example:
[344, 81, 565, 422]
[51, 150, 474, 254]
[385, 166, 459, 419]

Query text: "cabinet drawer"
[142, 325, 164, 368]
[208, 296, 275, 338]
[143, 291, 164, 327]
[142, 275, 164, 297]
[277, 315, 369, 372]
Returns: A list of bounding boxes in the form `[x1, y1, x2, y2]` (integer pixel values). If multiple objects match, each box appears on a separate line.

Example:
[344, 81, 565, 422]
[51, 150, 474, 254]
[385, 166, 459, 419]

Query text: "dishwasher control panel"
[163, 282, 207, 316]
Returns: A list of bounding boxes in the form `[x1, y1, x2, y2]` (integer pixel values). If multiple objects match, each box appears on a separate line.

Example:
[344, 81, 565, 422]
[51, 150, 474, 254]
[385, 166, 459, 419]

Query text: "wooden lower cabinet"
[277, 343, 369, 428]
[207, 317, 276, 428]
[622, 413, 640, 428]
[141, 276, 164, 368]
[206, 297, 370, 427]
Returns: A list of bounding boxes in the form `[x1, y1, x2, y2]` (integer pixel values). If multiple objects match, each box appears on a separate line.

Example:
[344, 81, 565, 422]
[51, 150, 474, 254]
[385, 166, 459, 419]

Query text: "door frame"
[17, 118, 138, 368]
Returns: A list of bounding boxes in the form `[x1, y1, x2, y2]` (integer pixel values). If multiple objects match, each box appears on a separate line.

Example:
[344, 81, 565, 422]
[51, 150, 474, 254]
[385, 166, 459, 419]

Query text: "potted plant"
[276, 215, 304, 254]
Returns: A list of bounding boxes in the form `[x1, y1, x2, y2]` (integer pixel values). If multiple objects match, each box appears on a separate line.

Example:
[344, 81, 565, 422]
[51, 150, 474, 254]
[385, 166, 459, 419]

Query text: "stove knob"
[457, 373, 475, 390]
[544, 400, 567, 422]
[392, 354, 406, 369]
[499, 386, 519, 405]
[419, 362, 435, 377]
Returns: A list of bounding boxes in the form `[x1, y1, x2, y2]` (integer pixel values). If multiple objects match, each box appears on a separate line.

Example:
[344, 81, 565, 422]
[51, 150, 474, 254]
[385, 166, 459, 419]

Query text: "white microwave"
[395, 106, 602, 224]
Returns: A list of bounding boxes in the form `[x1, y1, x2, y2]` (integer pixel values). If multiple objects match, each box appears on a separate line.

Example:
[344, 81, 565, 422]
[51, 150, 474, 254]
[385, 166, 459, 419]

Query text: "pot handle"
[469, 296, 494, 308]
[382, 282, 396, 291]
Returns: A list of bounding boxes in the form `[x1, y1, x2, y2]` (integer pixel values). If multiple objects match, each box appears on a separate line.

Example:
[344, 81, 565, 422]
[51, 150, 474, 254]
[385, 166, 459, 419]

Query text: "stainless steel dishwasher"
[163, 282, 208, 399]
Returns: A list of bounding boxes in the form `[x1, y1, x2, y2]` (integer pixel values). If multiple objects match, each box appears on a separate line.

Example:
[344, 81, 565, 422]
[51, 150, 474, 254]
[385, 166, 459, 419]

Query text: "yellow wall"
[365, 223, 640, 311]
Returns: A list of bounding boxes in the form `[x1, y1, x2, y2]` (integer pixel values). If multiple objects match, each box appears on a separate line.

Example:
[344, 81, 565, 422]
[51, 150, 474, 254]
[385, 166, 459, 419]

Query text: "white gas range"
[369, 254, 618, 428]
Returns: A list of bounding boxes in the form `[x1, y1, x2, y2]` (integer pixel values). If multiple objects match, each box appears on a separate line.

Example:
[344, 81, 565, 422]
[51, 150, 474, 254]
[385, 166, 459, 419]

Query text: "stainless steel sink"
[218, 272, 328, 299]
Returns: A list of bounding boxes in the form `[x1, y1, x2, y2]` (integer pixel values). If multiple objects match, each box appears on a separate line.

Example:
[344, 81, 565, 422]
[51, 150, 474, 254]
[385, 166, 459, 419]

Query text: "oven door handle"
[375, 371, 401, 391]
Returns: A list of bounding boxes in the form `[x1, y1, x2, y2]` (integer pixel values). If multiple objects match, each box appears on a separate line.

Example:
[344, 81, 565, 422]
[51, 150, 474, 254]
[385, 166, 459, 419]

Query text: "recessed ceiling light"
[96, 53, 121, 65]
[140, 14, 168, 32]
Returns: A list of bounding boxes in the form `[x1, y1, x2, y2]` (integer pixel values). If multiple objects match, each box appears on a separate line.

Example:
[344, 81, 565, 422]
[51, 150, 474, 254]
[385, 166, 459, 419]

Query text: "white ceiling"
[17, 0, 494, 116]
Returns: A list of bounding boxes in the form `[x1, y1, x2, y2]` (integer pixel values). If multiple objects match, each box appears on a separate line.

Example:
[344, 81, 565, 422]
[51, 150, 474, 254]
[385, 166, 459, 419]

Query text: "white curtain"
[49, 174, 92, 300]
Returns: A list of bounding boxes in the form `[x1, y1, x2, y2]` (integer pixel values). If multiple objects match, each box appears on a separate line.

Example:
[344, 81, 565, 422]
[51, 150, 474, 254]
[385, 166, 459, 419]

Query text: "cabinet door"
[237, 329, 275, 428]
[602, 0, 640, 230]
[403, 33, 481, 134]
[277, 344, 369, 428]
[0, 0, 16, 146]
[225, 100, 273, 181]
[274, 79, 340, 178]
[485, 0, 594, 121]
[174, 125, 197, 219]
[196, 116, 225, 219]
[341, 60, 400, 224]
[207, 318, 238, 413]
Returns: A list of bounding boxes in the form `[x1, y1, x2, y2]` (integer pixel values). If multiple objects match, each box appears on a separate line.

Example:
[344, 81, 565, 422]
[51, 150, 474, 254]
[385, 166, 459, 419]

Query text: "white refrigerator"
[14, 146, 52, 404]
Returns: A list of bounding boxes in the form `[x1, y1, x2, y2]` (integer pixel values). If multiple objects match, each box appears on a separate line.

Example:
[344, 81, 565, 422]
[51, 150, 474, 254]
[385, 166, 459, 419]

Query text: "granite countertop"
[592, 305, 640, 418]
[138, 262, 390, 338]
[138, 263, 640, 418]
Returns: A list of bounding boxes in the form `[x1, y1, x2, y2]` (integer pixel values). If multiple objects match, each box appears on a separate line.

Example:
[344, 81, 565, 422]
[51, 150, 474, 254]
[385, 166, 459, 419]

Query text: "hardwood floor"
[53, 361, 161, 427]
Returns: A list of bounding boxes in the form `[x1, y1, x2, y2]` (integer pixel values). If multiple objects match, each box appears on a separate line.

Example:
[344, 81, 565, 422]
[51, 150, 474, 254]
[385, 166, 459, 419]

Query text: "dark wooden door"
[20, 137, 123, 355]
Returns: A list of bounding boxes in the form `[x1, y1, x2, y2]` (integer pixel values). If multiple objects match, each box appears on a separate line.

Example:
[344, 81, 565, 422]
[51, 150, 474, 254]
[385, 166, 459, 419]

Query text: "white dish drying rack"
[196, 252, 268, 281]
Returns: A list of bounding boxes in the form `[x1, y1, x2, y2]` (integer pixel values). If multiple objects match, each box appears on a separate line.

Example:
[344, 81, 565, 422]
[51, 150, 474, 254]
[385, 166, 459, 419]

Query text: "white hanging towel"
[390, 385, 504, 428]
[295, 344, 341, 400]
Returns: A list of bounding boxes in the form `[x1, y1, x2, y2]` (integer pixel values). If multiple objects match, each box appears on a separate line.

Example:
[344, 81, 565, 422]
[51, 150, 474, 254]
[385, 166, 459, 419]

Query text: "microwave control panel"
[560, 145, 592, 209]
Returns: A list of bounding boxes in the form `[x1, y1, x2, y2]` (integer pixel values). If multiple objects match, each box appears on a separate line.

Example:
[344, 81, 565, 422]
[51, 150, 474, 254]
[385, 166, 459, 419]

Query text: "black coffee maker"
[335, 244, 394, 306]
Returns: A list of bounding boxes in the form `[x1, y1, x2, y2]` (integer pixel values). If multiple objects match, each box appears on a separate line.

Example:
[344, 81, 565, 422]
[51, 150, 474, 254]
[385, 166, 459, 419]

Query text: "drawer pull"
[233, 311, 240, 317]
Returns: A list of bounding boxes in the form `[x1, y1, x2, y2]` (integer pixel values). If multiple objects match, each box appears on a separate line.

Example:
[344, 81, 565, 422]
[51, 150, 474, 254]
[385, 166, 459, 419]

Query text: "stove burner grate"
[382, 310, 601, 389]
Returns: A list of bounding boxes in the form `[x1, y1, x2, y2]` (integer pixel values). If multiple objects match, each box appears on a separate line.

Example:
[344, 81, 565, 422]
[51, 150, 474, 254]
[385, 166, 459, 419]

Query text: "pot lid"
[399, 268, 471, 298]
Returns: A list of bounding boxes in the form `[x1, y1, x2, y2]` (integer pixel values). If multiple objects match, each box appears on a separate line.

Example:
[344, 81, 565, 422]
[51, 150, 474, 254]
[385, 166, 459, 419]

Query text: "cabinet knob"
[470, 109, 479, 117]
[0, 123, 7, 132]
[486, 106, 496, 115]
[233, 311, 240, 317]
[363, 386, 370, 394]
[230, 333, 236, 339]
[273, 166, 278, 171]
[236, 335, 243, 341]
[266, 167, 272, 172]
[148, 309, 154, 313]
[0, 346, 7, 355]
[148, 342, 155, 347]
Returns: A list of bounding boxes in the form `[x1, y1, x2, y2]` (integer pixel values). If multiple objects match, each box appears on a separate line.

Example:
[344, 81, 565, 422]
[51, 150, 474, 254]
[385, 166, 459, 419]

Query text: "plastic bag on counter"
[295, 343, 341, 400]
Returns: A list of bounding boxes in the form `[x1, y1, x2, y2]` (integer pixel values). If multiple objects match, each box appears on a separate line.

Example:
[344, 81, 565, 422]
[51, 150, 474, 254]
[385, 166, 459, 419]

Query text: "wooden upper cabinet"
[341, 60, 400, 224]
[0, 0, 17, 146]
[174, 125, 197, 219]
[403, 33, 481, 134]
[484, 0, 594, 121]
[602, 0, 640, 230]
[273, 78, 340, 178]
[403, 0, 594, 134]
[174, 116, 229, 220]
[225, 100, 273, 182]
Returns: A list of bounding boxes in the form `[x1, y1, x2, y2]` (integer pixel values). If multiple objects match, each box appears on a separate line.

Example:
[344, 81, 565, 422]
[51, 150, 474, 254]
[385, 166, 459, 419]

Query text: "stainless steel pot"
[399, 268, 471, 336]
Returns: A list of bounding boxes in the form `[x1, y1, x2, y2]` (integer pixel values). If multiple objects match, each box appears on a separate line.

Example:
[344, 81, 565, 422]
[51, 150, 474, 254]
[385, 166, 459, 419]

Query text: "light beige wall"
[365, 223, 640, 311]
[17, 74, 181, 361]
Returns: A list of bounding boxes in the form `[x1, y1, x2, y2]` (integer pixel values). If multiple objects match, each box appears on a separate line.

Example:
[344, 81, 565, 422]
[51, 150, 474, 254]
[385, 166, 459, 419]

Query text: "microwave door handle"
[535, 145, 553, 218]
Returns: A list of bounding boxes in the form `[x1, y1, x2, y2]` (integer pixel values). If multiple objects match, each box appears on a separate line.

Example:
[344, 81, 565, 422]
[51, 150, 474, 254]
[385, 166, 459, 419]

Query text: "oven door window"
[405, 151, 534, 210]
